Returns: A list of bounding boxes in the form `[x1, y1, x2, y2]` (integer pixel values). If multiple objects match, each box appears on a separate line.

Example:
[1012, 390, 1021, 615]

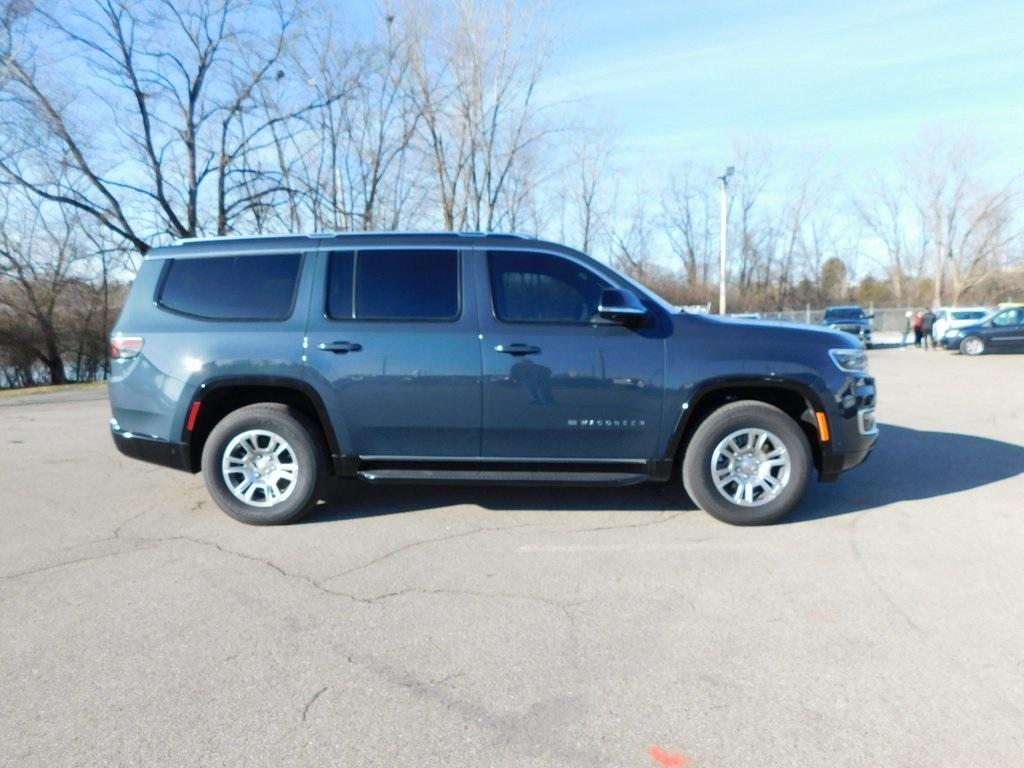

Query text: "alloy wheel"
[710, 428, 791, 507]
[221, 429, 299, 507]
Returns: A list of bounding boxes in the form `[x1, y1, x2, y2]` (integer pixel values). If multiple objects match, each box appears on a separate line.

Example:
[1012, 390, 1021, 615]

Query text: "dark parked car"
[822, 306, 873, 348]
[108, 232, 877, 526]
[941, 305, 1024, 355]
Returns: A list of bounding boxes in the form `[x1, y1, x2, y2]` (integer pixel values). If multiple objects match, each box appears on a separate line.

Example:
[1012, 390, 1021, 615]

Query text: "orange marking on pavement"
[649, 745, 689, 767]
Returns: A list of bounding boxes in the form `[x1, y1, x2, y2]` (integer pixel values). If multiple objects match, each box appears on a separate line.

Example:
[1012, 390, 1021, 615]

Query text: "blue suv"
[109, 233, 877, 525]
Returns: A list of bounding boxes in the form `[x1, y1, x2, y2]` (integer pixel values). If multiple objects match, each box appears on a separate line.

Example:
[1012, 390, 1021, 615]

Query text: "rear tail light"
[110, 335, 144, 360]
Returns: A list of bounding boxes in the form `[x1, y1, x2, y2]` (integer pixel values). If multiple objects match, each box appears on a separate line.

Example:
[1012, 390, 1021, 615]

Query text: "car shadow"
[305, 478, 694, 523]
[788, 423, 1024, 522]
[869, 341, 909, 350]
[302, 424, 1024, 525]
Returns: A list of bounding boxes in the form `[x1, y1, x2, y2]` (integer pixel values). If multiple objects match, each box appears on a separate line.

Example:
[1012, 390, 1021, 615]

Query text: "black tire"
[682, 400, 812, 526]
[201, 403, 326, 525]
[959, 336, 985, 356]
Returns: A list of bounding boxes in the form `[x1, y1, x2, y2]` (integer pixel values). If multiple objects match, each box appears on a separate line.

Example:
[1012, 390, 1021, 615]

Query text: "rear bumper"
[111, 428, 192, 473]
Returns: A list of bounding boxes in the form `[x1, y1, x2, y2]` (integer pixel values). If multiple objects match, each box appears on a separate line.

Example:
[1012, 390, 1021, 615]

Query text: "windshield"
[824, 308, 865, 320]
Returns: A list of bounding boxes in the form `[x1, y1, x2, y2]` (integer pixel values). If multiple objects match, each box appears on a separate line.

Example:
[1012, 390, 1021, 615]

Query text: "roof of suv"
[147, 231, 562, 259]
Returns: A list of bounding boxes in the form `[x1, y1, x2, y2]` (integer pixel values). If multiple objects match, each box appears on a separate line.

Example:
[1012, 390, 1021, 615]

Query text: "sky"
[541, 0, 1024, 187]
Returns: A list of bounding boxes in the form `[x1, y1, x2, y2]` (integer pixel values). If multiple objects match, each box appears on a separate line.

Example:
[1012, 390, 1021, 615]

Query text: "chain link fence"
[755, 307, 915, 333]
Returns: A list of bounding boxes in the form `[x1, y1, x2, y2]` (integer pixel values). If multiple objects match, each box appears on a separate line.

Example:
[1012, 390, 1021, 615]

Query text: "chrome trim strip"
[357, 455, 649, 464]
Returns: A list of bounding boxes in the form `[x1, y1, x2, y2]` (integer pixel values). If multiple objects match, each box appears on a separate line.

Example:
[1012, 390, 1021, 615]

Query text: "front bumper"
[829, 325, 872, 342]
[819, 373, 878, 481]
[111, 425, 192, 473]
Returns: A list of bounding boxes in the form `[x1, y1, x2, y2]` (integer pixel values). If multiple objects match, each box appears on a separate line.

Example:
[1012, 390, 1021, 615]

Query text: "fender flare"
[663, 375, 832, 464]
[182, 375, 341, 458]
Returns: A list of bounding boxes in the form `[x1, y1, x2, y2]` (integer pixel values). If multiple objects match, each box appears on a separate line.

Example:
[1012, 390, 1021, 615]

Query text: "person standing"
[902, 310, 913, 347]
[920, 308, 937, 349]
[912, 311, 924, 347]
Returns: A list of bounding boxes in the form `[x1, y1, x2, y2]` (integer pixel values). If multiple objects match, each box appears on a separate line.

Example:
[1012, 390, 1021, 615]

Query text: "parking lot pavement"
[2, 349, 1022, 768]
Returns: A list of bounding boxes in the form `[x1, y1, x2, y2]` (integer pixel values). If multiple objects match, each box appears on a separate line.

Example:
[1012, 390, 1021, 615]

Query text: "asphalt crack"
[560, 511, 683, 534]
[0, 543, 158, 580]
[327, 525, 493, 579]
[301, 686, 328, 721]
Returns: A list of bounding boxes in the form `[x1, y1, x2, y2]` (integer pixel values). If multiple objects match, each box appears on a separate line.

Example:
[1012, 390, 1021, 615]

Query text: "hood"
[680, 312, 859, 350]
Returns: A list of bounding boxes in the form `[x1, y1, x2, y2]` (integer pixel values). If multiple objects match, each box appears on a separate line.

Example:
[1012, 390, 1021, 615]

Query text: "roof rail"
[173, 230, 536, 246]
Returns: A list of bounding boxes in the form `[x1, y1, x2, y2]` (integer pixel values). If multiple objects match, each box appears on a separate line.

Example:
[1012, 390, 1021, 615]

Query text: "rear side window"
[327, 249, 459, 321]
[952, 310, 986, 321]
[488, 250, 611, 324]
[158, 254, 301, 320]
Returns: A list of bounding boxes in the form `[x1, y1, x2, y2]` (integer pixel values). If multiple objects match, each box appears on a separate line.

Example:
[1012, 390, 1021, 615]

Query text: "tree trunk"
[41, 336, 67, 385]
[44, 356, 67, 385]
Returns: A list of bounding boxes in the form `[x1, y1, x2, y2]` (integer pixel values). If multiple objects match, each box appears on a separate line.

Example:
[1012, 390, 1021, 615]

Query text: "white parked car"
[932, 307, 989, 340]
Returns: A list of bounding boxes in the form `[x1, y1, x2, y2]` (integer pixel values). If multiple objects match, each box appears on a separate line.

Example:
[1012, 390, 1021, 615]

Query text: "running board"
[356, 468, 649, 487]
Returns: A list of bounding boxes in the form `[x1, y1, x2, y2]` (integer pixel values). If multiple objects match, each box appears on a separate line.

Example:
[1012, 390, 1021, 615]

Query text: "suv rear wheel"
[682, 400, 812, 525]
[201, 403, 326, 525]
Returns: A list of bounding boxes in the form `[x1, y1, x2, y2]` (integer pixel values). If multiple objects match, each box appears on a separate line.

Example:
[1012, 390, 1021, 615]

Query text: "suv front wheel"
[201, 403, 326, 525]
[683, 400, 812, 525]
[959, 336, 985, 356]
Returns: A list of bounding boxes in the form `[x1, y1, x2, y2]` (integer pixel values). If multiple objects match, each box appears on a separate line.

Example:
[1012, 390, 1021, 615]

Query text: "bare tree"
[661, 163, 716, 287]
[610, 197, 655, 283]
[289, 5, 424, 232]
[0, 188, 84, 384]
[564, 127, 613, 253]
[0, 0, 330, 252]
[729, 145, 774, 297]
[856, 179, 916, 305]
[772, 167, 822, 311]
[907, 134, 1019, 305]
[401, 0, 550, 231]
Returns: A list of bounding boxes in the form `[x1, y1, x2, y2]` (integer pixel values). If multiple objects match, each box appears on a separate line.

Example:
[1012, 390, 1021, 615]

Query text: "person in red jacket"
[912, 310, 924, 347]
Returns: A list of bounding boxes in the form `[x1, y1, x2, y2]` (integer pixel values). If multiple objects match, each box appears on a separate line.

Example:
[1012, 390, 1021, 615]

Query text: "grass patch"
[0, 381, 108, 399]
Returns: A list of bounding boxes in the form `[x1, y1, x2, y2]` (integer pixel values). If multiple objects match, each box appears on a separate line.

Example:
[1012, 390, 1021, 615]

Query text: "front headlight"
[829, 348, 868, 373]
[944, 329, 964, 339]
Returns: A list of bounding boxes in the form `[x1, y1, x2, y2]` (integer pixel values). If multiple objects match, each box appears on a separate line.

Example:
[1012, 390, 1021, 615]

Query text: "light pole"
[717, 166, 734, 315]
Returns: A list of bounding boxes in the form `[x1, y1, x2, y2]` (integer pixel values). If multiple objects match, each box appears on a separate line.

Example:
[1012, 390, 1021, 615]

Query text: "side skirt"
[332, 456, 672, 486]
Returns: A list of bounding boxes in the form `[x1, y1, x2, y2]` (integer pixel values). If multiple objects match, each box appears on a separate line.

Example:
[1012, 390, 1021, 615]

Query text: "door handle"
[494, 343, 541, 356]
[318, 341, 362, 354]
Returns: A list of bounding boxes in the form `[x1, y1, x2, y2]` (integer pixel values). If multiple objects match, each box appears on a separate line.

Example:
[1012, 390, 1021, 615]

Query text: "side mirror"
[598, 288, 648, 323]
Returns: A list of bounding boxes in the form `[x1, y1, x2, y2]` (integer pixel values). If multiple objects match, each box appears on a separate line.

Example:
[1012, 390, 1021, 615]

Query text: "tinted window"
[489, 250, 611, 323]
[992, 309, 1023, 327]
[327, 249, 459, 321]
[326, 251, 355, 319]
[159, 254, 300, 320]
[952, 310, 986, 321]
